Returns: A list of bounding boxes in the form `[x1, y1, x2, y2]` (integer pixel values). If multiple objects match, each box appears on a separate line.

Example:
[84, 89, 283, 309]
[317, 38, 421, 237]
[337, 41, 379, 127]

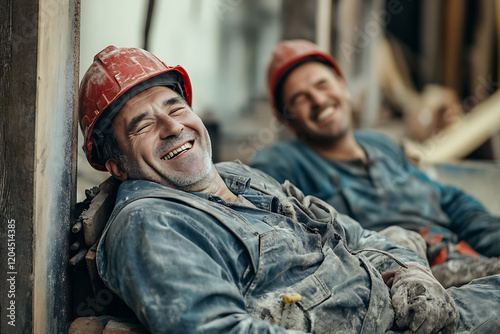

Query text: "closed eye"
[316, 79, 330, 90]
[290, 92, 307, 106]
[127, 112, 149, 135]
[136, 122, 154, 133]
[169, 107, 186, 116]
[128, 121, 154, 137]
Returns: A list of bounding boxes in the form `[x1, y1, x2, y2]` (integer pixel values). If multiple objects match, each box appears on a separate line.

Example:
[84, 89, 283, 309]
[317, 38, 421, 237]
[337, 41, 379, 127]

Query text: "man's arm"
[98, 200, 305, 334]
[337, 212, 429, 272]
[373, 131, 500, 257]
[407, 161, 500, 257]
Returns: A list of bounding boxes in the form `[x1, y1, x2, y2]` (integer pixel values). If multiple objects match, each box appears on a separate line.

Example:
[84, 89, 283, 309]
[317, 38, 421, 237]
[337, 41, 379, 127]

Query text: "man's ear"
[105, 158, 128, 181]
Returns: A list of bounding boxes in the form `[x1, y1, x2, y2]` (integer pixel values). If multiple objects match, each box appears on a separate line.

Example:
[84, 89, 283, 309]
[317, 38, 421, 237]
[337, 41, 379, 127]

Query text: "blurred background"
[77, 0, 500, 203]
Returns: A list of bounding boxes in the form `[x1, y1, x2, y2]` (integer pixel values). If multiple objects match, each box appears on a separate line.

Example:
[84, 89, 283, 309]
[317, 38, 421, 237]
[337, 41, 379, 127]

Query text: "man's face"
[281, 61, 352, 145]
[110, 86, 213, 191]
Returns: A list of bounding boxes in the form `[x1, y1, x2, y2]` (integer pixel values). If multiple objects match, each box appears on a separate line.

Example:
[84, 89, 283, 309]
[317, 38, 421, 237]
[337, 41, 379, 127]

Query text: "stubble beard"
[301, 126, 349, 151]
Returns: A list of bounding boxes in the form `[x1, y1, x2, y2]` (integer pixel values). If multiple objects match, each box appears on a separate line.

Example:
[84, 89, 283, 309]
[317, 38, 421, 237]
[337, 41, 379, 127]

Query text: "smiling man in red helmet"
[78, 45, 500, 334]
[251, 39, 500, 287]
[79, 47, 222, 197]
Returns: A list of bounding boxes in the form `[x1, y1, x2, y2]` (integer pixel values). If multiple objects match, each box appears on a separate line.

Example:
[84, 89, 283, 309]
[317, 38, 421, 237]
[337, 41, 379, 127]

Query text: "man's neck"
[187, 169, 238, 203]
[210, 177, 238, 203]
[309, 132, 366, 163]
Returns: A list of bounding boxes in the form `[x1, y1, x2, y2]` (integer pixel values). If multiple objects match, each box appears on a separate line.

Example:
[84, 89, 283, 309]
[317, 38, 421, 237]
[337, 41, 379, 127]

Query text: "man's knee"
[379, 226, 427, 260]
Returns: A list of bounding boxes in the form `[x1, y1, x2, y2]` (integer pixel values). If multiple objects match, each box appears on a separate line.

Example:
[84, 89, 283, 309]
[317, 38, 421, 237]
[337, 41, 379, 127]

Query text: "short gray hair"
[100, 128, 125, 163]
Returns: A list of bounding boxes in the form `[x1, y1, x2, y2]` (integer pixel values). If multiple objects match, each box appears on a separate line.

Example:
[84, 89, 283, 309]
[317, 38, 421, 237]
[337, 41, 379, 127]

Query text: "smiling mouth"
[317, 106, 335, 121]
[162, 141, 193, 160]
[316, 102, 340, 122]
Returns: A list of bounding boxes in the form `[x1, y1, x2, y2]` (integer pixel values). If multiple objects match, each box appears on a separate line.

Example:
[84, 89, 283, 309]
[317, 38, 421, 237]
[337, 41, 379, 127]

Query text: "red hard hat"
[79, 45, 192, 170]
[267, 39, 342, 118]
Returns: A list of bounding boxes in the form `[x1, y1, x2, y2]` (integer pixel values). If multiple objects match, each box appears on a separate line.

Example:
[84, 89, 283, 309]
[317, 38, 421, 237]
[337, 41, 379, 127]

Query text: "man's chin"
[164, 163, 214, 191]
[302, 128, 349, 146]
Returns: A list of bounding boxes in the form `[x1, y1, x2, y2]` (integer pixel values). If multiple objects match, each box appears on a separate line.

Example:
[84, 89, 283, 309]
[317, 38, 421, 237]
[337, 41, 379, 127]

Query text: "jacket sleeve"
[407, 162, 500, 257]
[373, 131, 500, 257]
[99, 200, 307, 334]
[337, 212, 429, 273]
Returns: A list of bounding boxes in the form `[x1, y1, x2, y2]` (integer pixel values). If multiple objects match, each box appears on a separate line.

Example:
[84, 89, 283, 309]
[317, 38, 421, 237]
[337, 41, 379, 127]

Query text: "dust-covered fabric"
[251, 130, 500, 260]
[391, 263, 459, 333]
[96, 162, 500, 333]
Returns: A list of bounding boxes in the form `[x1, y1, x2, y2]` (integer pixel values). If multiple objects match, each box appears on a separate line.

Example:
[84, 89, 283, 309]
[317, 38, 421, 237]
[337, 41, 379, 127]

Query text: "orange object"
[431, 246, 448, 266]
[456, 240, 481, 259]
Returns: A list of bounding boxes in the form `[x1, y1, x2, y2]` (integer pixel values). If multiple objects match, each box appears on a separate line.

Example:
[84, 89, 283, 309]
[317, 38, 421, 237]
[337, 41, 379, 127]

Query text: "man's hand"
[391, 263, 459, 334]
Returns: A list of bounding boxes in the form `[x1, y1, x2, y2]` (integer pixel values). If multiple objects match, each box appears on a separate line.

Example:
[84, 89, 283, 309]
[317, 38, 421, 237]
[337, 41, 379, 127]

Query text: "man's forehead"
[288, 61, 336, 82]
[127, 85, 179, 104]
[119, 86, 181, 113]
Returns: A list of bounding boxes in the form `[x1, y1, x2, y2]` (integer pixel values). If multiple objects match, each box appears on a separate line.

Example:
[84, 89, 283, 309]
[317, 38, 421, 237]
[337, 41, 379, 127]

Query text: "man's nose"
[158, 115, 183, 138]
[309, 90, 329, 108]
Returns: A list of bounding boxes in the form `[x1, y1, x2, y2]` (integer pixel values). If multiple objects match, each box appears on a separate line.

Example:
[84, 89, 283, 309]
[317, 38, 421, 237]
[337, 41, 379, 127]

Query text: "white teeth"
[318, 106, 335, 121]
[162, 142, 193, 160]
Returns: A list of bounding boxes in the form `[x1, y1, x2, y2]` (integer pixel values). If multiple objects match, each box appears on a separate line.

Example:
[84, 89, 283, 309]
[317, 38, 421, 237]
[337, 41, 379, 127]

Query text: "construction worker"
[251, 39, 500, 287]
[79, 46, 500, 333]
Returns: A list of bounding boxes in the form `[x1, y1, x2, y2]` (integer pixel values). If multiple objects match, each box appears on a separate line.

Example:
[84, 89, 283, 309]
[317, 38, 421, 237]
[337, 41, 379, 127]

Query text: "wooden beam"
[420, 0, 445, 84]
[281, 0, 317, 41]
[405, 90, 500, 163]
[0, 0, 39, 332]
[1, 0, 80, 332]
[443, 0, 465, 90]
[497, 0, 500, 81]
[315, 0, 332, 52]
[33, 0, 80, 332]
[82, 177, 120, 247]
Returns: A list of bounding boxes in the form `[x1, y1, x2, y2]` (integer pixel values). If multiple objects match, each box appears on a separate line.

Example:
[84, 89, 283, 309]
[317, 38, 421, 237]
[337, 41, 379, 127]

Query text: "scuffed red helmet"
[79, 45, 192, 170]
[267, 39, 342, 118]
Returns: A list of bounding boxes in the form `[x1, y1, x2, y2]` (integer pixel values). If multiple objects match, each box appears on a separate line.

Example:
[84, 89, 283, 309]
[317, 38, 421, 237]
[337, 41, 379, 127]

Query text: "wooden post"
[420, 0, 445, 84]
[443, 0, 465, 91]
[0, 0, 80, 332]
[282, 0, 318, 41]
[315, 0, 332, 52]
[0, 0, 39, 332]
[496, 0, 500, 82]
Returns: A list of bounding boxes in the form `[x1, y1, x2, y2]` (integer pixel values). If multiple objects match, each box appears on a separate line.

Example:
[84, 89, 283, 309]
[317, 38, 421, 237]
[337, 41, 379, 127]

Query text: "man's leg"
[432, 257, 500, 288]
[446, 274, 500, 333]
[379, 226, 428, 261]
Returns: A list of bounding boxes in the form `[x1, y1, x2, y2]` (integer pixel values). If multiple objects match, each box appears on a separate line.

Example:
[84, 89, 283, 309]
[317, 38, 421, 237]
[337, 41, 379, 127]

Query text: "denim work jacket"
[96, 161, 426, 333]
[251, 131, 500, 257]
